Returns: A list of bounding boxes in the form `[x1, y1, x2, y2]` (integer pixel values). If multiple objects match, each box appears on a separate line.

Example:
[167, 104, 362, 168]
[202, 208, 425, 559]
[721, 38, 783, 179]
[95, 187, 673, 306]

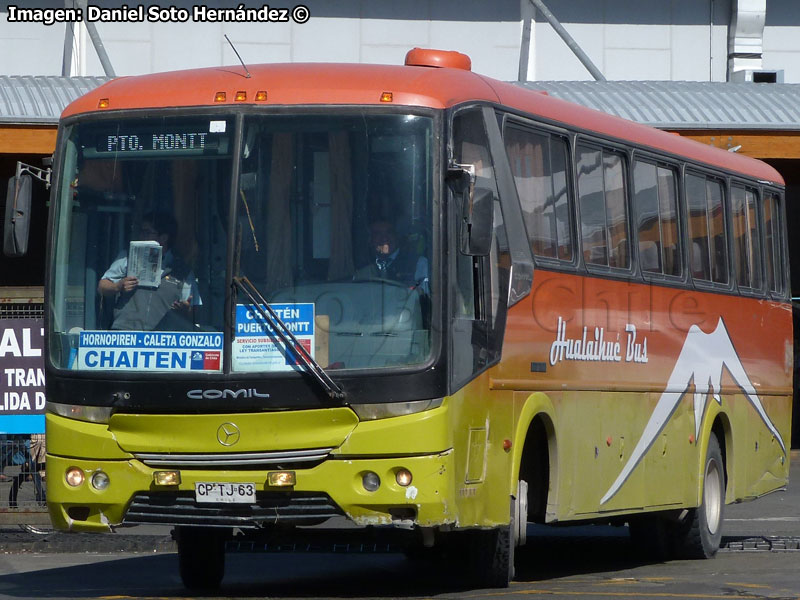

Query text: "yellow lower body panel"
[46, 450, 456, 532]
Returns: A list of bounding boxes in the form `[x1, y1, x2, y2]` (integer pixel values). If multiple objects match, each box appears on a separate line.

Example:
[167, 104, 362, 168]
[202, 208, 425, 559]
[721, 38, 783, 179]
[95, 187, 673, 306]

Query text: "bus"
[8, 47, 790, 589]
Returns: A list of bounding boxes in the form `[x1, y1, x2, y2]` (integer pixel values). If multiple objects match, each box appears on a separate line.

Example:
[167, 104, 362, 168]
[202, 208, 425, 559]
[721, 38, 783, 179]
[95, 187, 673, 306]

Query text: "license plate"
[195, 482, 256, 504]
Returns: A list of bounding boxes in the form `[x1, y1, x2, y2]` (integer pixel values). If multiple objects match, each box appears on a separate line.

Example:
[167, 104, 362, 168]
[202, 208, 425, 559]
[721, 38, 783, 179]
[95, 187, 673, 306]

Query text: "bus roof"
[61, 52, 783, 186]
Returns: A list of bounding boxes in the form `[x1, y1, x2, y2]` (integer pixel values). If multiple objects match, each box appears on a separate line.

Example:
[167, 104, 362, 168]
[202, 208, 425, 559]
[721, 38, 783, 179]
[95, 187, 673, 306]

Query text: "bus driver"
[355, 218, 429, 294]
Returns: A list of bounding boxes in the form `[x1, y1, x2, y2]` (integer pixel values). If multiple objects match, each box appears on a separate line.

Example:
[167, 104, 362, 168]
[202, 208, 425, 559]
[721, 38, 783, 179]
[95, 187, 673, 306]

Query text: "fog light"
[362, 471, 380, 492]
[395, 468, 413, 487]
[66, 467, 85, 487]
[153, 471, 181, 486]
[267, 471, 296, 487]
[91, 471, 110, 490]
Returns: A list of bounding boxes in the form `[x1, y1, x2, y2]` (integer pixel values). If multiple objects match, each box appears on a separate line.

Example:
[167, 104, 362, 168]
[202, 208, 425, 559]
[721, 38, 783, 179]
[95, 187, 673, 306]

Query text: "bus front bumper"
[45, 450, 456, 532]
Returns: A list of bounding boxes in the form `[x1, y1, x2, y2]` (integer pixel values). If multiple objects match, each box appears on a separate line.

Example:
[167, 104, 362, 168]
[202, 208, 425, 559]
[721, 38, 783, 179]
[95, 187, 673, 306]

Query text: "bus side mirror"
[460, 187, 493, 256]
[449, 166, 493, 256]
[4, 174, 32, 257]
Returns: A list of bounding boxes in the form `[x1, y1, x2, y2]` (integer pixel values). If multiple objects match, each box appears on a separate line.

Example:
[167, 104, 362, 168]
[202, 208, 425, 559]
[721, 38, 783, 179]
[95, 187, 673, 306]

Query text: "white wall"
[529, 0, 732, 82]
[2, 0, 800, 83]
[0, 1, 524, 80]
[763, 1, 800, 83]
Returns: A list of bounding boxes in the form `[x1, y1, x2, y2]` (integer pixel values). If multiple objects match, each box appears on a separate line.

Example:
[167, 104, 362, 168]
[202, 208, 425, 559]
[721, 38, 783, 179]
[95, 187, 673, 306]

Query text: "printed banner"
[76, 331, 223, 372]
[233, 303, 315, 372]
[0, 319, 45, 433]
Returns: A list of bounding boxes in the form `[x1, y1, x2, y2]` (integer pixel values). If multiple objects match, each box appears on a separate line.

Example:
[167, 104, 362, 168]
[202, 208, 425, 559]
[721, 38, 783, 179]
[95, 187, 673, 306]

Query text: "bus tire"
[672, 433, 725, 558]
[468, 496, 516, 588]
[176, 526, 226, 590]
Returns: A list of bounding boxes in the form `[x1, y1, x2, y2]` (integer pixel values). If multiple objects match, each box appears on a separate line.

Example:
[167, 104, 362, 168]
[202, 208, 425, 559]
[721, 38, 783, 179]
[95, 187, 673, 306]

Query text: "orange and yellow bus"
[12, 48, 789, 589]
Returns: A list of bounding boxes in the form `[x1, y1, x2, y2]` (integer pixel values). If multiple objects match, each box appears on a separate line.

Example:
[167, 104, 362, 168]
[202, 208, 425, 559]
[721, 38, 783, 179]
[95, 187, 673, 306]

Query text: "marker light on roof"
[255, 91, 267, 101]
[380, 91, 393, 102]
[214, 91, 227, 102]
[404, 47, 472, 71]
[98, 98, 110, 109]
[235, 91, 247, 102]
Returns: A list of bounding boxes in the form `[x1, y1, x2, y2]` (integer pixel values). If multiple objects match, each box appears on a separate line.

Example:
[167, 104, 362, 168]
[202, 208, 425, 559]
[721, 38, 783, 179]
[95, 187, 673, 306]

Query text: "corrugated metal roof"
[4, 75, 799, 131]
[515, 81, 800, 131]
[0, 76, 109, 125]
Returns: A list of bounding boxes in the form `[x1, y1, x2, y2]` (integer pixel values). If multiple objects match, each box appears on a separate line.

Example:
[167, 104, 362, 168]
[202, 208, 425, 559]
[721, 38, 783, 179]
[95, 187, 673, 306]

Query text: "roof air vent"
[731, 69, 784, 83]
[404, 48, 471, 71]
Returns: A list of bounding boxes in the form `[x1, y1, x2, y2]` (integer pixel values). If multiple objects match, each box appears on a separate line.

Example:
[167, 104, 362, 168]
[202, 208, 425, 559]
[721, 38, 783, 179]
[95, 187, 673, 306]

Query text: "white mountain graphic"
[600, 317, 786, 505]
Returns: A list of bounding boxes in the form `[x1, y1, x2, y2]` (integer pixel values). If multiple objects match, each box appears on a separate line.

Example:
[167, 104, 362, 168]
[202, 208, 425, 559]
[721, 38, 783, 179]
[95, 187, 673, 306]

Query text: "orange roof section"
[62, 48, 783, 185]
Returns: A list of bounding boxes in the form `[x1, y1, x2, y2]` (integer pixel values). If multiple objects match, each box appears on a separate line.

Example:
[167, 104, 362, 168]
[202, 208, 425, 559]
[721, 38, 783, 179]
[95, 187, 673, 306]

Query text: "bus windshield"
[48, 111, 435, 375]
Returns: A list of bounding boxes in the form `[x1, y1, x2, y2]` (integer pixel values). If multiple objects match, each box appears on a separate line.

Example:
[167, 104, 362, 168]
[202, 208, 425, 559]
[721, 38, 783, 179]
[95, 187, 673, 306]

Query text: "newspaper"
[127, 241, 162, 288]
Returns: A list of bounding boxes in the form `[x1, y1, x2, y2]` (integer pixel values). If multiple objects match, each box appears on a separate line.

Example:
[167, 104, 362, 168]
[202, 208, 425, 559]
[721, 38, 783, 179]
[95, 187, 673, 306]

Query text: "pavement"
[1, 451, 798, 555]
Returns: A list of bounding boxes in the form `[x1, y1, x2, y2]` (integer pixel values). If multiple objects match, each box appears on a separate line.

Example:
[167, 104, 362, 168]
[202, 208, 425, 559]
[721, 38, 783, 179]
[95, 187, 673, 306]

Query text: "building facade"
[2, 1, 800, 84]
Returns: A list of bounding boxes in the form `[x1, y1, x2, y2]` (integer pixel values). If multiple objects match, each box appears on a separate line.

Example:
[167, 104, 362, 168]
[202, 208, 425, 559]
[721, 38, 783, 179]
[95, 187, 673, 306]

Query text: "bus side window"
[633, 160, 680, 277]
[577, 146, 607, 265]
[449, 106, 514, 384]
[577, 144, 629, 269]
[657, 166, 681, 276]
[686, 173, 728, 285]
[503, 125, 573, 262]
[451, 109, 495, 322]
[763, 191, 784, 294]
[731, 184, 763, 291]
[686, 174, 710, 280]
[707, 179, 728, 284]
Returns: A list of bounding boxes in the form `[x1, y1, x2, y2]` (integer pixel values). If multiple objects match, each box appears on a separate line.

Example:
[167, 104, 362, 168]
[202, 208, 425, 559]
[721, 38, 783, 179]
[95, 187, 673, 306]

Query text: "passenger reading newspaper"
[97, 213, 201, 330]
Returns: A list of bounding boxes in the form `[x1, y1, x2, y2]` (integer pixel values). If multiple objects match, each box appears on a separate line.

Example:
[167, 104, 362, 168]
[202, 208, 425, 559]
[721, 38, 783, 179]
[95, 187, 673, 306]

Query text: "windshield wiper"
[233, 276, 346, 401]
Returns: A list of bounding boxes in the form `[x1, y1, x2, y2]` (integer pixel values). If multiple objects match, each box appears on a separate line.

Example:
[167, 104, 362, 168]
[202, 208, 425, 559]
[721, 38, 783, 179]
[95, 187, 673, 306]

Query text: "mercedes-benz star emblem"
[216, 422, 240, 446]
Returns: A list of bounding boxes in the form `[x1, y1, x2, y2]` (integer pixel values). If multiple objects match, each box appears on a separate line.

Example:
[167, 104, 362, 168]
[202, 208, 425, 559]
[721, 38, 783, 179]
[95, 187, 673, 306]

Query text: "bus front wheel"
[467, 522, 514, 588]
[176, 526, 227, 590]
[468, 484, 527, 589]
[673, 433, 725, 558]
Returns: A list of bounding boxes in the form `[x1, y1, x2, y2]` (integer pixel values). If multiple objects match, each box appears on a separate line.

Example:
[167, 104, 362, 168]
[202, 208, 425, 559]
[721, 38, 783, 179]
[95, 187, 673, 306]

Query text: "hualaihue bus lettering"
[548, 316, 649, 365]
[35, 48, 791, 592]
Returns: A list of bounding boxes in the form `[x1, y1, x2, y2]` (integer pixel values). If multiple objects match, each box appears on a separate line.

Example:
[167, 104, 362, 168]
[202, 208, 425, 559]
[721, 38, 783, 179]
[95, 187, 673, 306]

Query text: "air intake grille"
[123, 491, 343, 528]
[133, 447, 333, 468]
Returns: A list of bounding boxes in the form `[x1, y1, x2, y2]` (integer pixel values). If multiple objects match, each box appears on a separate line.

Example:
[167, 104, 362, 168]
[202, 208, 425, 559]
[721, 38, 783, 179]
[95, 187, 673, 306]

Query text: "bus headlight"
[47, 402, 113, 424]
[267, 471, 296, 487]
[91, 471, 110, 490]
[362, 471, 381, 492]
[65, 467, 85, 487]
[153, 471, 181, 486]
[395, 468, 413, 487]
[351, 398, 443, 421]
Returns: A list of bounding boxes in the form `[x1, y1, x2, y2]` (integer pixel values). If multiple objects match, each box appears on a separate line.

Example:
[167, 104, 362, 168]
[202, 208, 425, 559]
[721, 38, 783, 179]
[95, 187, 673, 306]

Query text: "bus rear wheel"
[672, 433, 725, 558]
[176, 526, 227, 590]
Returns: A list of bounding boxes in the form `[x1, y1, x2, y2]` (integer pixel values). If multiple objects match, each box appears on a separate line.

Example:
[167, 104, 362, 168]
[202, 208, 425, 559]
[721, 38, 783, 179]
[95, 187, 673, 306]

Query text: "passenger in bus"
[97, 212, 201, 331]
[354, 219, 429, 294]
